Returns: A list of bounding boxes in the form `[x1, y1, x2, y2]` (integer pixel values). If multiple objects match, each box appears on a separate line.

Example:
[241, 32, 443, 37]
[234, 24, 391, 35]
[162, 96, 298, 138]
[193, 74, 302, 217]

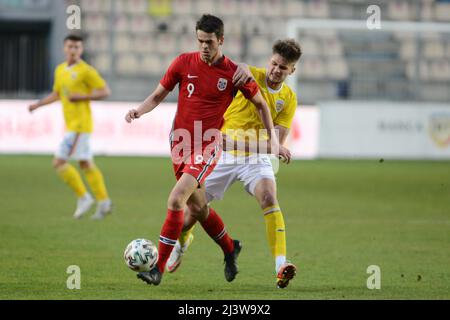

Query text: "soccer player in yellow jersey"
[167, 39, 302, 288]
[29, 34, 112, 220]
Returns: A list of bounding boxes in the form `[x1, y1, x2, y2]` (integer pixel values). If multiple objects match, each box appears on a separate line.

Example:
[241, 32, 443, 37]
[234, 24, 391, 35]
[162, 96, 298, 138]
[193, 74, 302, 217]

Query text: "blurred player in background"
[29, 34, 113, 220]
[125, 14, 290, 286]
[167, 39, 302, 288]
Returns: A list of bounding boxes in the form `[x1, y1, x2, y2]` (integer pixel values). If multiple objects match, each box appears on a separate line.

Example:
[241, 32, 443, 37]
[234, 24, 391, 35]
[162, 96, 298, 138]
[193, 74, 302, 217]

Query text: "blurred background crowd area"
[1, 0, 450, 103]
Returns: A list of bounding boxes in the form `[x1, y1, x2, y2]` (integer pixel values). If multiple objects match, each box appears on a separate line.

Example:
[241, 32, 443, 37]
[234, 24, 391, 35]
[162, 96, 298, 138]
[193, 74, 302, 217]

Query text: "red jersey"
[160, 52, 259, 145]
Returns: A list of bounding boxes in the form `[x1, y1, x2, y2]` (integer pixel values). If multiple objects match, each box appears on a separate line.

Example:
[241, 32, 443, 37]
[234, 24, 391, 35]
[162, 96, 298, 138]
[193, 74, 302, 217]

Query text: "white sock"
[275, 256, 286, 273]
[80, 192, 91, 200]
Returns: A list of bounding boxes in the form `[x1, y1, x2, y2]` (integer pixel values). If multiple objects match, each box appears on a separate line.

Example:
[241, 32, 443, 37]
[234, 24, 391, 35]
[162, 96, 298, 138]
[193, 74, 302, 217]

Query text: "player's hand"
[233, 63, 253, 87]
[125, 109, 140, 123]
[69, 93, 88, 102]
[277, 145, 291, 164]
[28, 103, 40, 113]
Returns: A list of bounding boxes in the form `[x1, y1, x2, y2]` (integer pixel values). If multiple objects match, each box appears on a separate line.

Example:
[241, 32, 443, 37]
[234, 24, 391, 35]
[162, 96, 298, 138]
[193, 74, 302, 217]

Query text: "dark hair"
[273, 39, 302, 64]
[195, 14, 224, 39]
[64, 34, 83, 42]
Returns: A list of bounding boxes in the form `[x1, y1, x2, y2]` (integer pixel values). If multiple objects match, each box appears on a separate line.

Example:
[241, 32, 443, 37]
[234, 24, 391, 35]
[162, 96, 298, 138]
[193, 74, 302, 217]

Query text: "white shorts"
[205, 151, 276, 202]
[55, 132, 93, 161]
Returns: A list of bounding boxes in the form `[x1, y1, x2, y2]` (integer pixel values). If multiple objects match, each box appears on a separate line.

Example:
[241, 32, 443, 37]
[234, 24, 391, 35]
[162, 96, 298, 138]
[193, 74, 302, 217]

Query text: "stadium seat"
[429, 60, 450, 81]
[388, 0, 412, 21]
[446, 43, 450, 58]
[261, 0, 283, 17]
[434, 2, 450, 21]
[114, 14, 129, 32]
[141, 56, 163, 75]
[300, 37, 321, 57]
[92, 53, 111, 74]
[399, 39, 417, 60]
[326, 58, 349, 80]
[116, 54, 140, 75]
[420, 0, 434, 21]
[218, 0, 239, 16]
[115, 0, 128, 13]
[173, 0, 193, 15]
[224, 35, 242, 58]
[239, 0, 261, 16]
[179, 36, 198, 53]
[223, 17, 242, 36]
[300, 57, 326, 79]
[285, 0, 306, 17]
[172, 16, 196, 34]
[84, 14, 108, 32]
[85, 33, 109, 52]
[114, 35, 133, 53]
[81, 0, 111, 13]
[253, 56, 269, 69]
[133, 35, 154, 54]
[155, 33, 177, 55]
[249, 36, 271, 54]
[423, 40, 445, 59]
[419, 60, 430, 81]
[267, 18, 286, 36]
[306, 0, 330, 18]
[162, 55, 180, 71]
[127, 0, 148, 14]
[130, 15, 153, 33]
[322, 37, 344, 57]
[244, 18, 267, 35]
[195, 0, 217, 14]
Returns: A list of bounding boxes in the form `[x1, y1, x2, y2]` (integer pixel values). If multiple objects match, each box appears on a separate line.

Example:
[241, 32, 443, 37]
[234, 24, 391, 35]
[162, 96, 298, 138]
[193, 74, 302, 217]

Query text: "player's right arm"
[28, 91, 60, 113]
[249, 91, 291, 164]
[125, 84, 170, 123]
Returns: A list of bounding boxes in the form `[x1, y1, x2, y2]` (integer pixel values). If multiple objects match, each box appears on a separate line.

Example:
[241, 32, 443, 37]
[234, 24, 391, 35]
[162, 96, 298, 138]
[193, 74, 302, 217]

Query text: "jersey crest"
[276, 99, 285, 112]
[217, 78, 228, 91]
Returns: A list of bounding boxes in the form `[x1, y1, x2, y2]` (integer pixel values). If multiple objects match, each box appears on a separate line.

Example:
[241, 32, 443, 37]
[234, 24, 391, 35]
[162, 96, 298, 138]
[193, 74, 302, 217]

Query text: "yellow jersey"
[53, 60, 106, 133]
[222, 66, 297, 151]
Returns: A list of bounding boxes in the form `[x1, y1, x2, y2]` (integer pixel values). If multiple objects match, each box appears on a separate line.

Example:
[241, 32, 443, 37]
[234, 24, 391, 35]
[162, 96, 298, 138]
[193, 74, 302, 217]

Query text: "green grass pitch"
[0, 155, 449, 299]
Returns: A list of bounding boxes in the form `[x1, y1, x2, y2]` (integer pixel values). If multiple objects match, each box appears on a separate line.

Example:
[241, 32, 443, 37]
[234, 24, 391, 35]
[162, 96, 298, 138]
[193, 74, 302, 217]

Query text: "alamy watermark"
[169, 122, 281, 168]
[367, 5, 381, 30]
[66, 265, 81, 289]
[66, 5, 81, 30]
[366, 265, 381, 289]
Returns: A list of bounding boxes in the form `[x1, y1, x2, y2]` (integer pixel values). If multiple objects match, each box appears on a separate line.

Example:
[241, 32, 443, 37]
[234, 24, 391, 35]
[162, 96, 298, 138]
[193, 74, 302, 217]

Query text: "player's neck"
[266, 78, 282, 91]
[66, 58, 81, 67]
[202, 51, 224, 66]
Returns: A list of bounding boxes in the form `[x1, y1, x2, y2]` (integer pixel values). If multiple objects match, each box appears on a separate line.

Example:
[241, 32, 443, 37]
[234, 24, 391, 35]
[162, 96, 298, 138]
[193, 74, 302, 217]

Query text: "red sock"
[200, 207, 234, 255]
[157, 209, 184, 273]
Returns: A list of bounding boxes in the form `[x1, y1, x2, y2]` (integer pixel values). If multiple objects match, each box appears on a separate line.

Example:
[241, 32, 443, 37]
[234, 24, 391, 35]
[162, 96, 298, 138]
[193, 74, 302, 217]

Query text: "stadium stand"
[0, 0, 449, 102]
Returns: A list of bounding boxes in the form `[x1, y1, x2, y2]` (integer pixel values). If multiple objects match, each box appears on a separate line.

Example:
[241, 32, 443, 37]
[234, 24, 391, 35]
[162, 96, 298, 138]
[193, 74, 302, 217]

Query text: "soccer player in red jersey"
[125, 14, 291, 285]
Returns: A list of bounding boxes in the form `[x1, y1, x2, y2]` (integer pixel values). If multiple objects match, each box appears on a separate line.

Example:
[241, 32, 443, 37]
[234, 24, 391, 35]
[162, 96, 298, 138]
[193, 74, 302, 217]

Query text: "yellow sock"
[263, 206, 286, 259]
[83, 165, 109, 201]
[56, 163, 87, 198]
[179, 225, 195, 246]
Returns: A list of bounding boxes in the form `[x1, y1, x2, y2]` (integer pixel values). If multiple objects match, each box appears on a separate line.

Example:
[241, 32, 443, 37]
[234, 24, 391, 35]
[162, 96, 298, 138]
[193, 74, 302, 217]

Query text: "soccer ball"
[124, 239, 158, 272]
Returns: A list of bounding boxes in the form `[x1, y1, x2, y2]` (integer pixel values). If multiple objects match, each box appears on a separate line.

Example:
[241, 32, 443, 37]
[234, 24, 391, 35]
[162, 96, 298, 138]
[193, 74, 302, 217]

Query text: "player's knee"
[52, 159, 66, 170]
[79, 160, 92, 170]
[259, 191, 278, 209]
[167, 194, 185, 211]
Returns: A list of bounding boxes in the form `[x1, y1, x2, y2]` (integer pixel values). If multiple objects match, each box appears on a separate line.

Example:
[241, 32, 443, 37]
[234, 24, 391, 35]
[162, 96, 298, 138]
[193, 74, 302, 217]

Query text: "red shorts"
[171, 142, 222, 185]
